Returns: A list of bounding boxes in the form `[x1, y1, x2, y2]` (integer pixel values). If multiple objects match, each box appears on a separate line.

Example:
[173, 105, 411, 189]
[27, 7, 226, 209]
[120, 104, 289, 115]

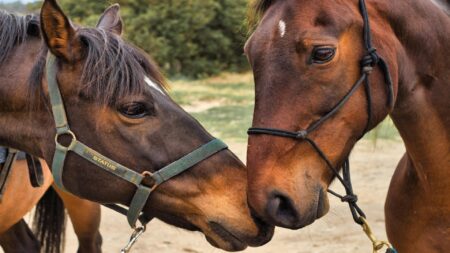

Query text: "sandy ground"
[39, 139, 404, 253]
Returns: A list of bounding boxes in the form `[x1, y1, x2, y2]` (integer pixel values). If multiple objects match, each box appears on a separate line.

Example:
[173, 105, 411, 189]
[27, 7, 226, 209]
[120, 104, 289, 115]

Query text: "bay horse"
[0, 11, 102, 253]
[0, 158, 102, 253]
[244, 0, 449, 252]
[0, 0, 273, 252]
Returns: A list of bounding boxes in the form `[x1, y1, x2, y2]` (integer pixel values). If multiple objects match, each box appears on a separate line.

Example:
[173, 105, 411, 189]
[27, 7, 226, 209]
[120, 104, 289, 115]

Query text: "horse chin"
[205, 236, 247, 252]
[153, 212, 200, 231]
[155, 212, 248, 251]
[204, 222, 248, 252]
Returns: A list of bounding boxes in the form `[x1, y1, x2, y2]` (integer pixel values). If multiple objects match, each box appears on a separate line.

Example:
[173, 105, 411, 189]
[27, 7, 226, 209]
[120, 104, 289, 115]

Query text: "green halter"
[46, 53, 228, 228]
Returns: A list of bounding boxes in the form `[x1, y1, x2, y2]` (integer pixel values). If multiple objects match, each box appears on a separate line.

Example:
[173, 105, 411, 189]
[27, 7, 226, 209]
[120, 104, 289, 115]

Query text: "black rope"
[248, 73, 368, 139]
[306, 143, 366, 225]
[306, 74, 368, 133]
[247, 128, 307, 139]
[362, 77, 373, 135]
[359, 0, 373, 50]
[378, 58, 395, 108]
[359, 0, 395, 109]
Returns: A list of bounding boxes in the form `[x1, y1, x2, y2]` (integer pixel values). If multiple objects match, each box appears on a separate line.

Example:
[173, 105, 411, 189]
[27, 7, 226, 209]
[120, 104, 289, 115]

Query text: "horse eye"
[118, 102, 150, 119]
[311, 47, 336, 63]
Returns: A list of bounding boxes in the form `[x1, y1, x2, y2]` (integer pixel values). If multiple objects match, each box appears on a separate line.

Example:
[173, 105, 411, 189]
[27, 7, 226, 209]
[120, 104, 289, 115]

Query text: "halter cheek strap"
[0, 148, 18, 201]
[46, 54, 228, 228]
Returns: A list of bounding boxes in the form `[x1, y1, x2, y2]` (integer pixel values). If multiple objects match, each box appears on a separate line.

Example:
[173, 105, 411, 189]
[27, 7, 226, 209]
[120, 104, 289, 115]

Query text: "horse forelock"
[248, 0, 278, 31]
[28, 27, 167, 108]
[76, 28, 167, 106]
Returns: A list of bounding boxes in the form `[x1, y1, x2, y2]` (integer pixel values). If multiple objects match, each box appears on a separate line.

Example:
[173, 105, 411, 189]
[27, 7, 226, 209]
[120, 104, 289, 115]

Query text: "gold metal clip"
[360, 217, 395, 253]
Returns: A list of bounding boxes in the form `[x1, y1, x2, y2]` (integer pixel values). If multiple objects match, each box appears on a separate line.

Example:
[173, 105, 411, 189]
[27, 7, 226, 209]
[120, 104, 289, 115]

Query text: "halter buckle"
[120, 226, 146, 253]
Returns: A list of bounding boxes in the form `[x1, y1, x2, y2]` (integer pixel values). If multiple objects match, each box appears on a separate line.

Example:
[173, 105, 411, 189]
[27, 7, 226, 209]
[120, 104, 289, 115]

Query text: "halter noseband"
[248, 0, 396, 252]
[46, 54, 228, 231]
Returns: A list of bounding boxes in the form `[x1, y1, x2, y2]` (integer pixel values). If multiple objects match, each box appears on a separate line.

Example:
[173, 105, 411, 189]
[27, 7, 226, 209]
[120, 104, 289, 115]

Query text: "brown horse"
[0, 11, 102, 253]
[0, 158, 53, 253]
[245, 0, 449, 252]
[0, 0, 273, 252]
[0, 159, 102, 253]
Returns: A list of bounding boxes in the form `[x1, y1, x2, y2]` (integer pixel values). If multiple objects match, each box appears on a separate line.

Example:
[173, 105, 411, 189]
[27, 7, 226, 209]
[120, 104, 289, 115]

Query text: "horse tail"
[32, 186, 66, 253]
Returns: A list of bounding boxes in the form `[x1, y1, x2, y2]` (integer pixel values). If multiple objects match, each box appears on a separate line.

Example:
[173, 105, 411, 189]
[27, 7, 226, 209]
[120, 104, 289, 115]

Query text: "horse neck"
[379, 0, 450, 182]
[0, 39, 53, 159]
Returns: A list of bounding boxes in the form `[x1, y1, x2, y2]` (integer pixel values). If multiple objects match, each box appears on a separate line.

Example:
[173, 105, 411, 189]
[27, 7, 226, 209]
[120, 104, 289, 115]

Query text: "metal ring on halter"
[141, 171, 159, 191]
[54, 130, 77, 151]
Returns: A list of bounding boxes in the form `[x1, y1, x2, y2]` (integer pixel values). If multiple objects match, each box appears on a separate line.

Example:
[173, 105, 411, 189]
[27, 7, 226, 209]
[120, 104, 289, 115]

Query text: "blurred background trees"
[1, 0, 249, 78]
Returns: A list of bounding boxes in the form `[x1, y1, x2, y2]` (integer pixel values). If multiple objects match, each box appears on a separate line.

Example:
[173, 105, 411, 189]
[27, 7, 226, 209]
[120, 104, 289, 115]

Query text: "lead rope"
[355, 1, 396, 252]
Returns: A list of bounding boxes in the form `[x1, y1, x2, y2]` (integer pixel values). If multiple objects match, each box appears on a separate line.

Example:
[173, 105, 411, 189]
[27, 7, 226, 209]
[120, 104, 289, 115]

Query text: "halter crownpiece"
[248, 0, 396, 252]
[46, 52, 228, 251]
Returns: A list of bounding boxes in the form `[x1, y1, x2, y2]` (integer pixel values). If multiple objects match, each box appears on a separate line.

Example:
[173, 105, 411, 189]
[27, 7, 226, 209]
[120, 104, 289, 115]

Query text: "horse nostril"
[266, 191, 300, 228]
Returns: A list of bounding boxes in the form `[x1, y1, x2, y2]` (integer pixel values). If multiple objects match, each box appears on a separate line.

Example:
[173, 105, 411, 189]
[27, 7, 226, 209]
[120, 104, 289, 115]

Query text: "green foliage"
[366, 117, 400, 145]
[60, 0, 109, 26]
[126, 0, 249, 78]
[26, 0, 249, 78]
[0, 1, 29, 12]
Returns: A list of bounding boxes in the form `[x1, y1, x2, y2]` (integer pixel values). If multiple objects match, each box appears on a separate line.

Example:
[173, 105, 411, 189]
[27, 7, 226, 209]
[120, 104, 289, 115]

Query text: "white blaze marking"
[279, 20, 286, 38]
[144, 76, 165, 96]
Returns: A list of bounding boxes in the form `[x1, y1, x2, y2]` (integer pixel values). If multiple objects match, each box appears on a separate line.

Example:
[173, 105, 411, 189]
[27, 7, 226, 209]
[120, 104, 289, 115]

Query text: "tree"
[26, 0, 249, 78]
[125, 0, 249, 77]
[0, 1, 28, 13]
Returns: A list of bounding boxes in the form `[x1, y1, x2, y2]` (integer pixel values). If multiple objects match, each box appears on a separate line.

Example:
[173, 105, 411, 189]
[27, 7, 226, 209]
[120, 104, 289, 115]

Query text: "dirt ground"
[54, 139, 404, 253]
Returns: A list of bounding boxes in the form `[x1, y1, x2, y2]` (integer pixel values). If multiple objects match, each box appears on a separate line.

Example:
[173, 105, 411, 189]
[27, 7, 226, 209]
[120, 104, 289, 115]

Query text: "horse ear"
[40, 0, 80, 62]
[96, 4, 123, 36]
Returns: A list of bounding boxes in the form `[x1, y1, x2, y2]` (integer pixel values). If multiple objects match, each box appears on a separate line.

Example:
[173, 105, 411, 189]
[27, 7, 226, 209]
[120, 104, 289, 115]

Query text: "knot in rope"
[295, 130, 308, 139]
[341, 194, 358, 203]
[361, 47, 379, 73]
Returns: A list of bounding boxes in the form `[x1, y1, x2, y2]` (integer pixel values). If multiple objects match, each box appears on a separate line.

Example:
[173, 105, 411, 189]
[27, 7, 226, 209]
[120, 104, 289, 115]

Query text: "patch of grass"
[191, 105, 254, 142]
[170, 84, 254, 106]
[169, 72, 399, 144]
[365, 118, 400, 142]
[169, 73, 254, 143]
[169, 73, 254, 106]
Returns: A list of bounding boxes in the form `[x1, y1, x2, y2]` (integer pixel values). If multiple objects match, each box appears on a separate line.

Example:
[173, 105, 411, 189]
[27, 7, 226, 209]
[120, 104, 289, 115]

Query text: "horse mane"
[0, 10, 39, 65]
[29, 27, 168, 107]
[247, 0, 277, 31]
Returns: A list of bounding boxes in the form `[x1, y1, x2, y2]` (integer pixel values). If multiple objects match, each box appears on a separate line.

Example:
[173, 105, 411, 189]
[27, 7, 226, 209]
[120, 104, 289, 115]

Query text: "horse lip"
[208, 221, 247, 250]
[315, 187, 329, 219]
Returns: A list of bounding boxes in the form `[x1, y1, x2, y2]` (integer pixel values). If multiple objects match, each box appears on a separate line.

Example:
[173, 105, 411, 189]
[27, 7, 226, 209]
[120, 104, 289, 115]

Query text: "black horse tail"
[32, 186, 66, 253]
